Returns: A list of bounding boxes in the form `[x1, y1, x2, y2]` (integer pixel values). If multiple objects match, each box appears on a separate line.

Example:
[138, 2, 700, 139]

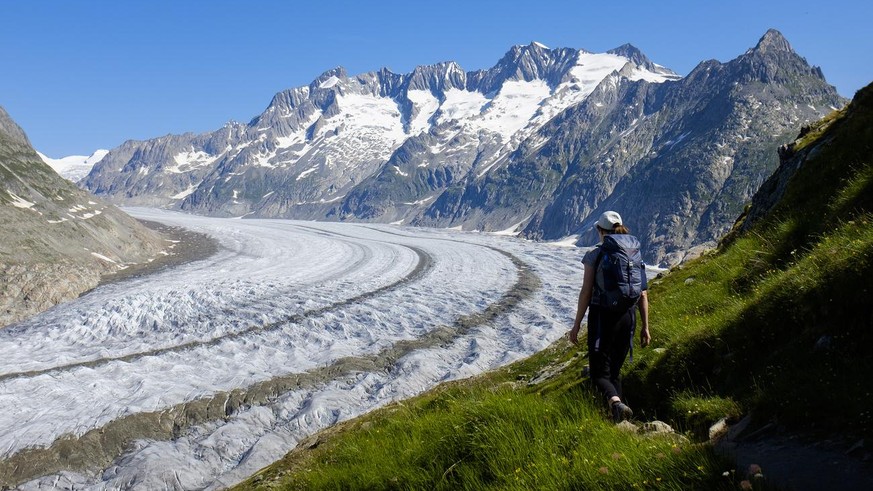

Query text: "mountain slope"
[83, 30, 844, 265]
[0, 107, 165, 328]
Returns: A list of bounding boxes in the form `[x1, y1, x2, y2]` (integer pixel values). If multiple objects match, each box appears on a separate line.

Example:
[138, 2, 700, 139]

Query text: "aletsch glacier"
[1, 208, 612, 489]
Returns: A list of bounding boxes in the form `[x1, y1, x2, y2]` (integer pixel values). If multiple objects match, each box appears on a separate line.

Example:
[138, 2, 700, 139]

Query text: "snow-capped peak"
[38, 149, 109, 182]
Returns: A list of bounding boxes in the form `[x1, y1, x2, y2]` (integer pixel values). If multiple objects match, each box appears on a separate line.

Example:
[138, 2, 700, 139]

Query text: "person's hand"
[569, 326, 580, 345]
[639, 326, 651, 348]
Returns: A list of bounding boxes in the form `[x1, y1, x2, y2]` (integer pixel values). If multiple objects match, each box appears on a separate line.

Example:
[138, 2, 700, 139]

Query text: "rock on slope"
[0, 106, 165, 328]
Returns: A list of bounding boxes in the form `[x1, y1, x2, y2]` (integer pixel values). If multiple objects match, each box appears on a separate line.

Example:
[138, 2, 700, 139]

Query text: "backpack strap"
[592, 245, 605, 305]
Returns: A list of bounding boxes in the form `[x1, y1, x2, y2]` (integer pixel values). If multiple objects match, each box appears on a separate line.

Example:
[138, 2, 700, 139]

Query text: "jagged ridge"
[82, 30, 843, 265]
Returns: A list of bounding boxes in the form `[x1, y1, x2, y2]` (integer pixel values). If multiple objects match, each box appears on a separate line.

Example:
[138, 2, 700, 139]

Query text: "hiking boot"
[611, 402, 633, 423]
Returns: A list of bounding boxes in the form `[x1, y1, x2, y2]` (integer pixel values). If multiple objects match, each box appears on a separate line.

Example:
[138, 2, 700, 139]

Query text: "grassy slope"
[234, 83, 872, 490]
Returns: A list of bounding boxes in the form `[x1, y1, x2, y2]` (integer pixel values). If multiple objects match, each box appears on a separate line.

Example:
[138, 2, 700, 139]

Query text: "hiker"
[569, 211, 650, 423]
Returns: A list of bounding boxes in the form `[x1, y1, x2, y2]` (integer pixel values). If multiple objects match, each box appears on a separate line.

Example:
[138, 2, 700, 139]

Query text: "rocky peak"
[375, 67, 404, 97]
[405, 61, 467, 93]
[309, 67, 348, 93]
[607, 44, 680, 80]
[478, 43, 579, 94]
[753, 28, 794, 54]
[0, 106, 30, 146]
[732, 29, 829, 85]
[261, 86, 311, 116]
[608, 43, 651, 68]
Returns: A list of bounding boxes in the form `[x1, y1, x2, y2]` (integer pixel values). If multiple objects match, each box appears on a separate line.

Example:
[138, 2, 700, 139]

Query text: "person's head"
[595, 210, 630, 236]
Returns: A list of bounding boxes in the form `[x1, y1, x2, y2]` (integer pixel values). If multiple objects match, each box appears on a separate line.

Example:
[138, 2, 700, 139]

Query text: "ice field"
[1, 208, 593, 489]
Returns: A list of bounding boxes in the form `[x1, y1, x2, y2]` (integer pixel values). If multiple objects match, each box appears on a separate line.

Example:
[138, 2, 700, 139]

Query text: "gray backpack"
[594, 234, 643, 312]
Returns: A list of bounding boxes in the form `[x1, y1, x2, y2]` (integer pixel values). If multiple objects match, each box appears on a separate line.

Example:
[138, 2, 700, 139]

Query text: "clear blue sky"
[3, 0, 871, 157]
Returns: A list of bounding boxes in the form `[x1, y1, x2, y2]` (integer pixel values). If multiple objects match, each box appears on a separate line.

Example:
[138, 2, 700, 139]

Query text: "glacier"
[37, 149, 109, 182]
[0, 208, 626, 490]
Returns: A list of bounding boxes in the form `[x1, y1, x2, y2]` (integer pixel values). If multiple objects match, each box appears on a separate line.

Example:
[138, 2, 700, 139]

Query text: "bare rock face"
[0, 262, 100, 327]
[0, 106, 165, 328]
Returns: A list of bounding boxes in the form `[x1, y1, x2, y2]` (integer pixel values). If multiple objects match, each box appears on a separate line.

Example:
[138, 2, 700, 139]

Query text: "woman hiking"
[569, 211, 651, 423]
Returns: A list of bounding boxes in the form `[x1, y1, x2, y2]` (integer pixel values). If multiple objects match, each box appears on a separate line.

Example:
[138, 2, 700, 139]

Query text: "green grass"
[671, 392, 742, 440]
[629, 217, 873, 433]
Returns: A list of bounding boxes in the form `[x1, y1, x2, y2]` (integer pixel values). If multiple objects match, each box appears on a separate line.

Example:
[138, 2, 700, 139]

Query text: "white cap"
[596, 211, 622, 231]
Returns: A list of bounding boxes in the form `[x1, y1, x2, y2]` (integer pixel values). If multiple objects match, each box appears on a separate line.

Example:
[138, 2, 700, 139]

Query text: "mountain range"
[81, 29, 845, 265]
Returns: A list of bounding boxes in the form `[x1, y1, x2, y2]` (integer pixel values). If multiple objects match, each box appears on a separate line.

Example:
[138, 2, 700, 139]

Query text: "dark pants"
[587, 305, 635, 402]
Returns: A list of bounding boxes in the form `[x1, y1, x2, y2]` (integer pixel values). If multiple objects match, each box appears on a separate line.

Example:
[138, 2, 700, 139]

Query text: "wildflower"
[739, 480, 753, 490]
[611, 452, 623, 460]
[656, 452, 666, 459]
[748, 463, 762, 477]
[599, 466, 609, 475]
[672, 446, 682, 454]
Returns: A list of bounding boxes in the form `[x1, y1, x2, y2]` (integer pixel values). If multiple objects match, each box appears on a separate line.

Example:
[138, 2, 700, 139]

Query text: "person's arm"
[570, 265, 596, 345]
[638, 290, 650, 347]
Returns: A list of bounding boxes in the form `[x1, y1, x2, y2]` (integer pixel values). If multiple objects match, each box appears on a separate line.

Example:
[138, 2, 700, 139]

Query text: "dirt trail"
[717, 417, 873, 490]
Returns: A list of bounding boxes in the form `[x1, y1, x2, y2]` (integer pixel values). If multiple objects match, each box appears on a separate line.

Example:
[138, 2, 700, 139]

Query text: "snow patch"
[318, 76, 341, 89]
[550, 235, 581, 248]
[6, 191, 35, 209]
[78, 210, 103, 220]
[491, 218, 529, 236]
[171, 183, 200, 200]
[90, 252, 117, 264]
[405, 89, 441, 135]
[437, 89, 489, 124]
[401, 195, 435, 206]
[168, 151, 221, 174]
[477, 80, 551, 139]
[296, 166, 318, 181]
